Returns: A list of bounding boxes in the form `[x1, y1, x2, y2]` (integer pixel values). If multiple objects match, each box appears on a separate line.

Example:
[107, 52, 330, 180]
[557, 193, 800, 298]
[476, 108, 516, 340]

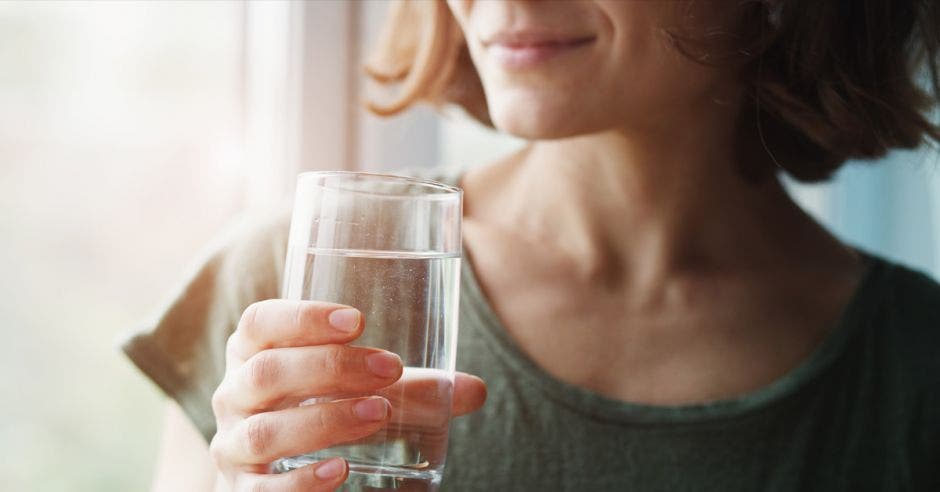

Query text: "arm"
[151, 401, 221, 492]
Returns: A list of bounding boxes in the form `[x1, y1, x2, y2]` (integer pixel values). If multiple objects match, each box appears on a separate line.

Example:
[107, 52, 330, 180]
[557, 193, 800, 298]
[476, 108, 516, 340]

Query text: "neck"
[465, 106, 840, 288]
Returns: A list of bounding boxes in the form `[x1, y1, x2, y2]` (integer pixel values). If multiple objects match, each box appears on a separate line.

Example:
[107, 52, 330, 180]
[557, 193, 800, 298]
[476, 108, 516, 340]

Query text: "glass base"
[273, 456, 442, 491]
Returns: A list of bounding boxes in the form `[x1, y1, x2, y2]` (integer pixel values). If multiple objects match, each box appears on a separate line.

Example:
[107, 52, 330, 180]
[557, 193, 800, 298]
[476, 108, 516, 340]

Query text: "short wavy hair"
[365, 0, 940, 182]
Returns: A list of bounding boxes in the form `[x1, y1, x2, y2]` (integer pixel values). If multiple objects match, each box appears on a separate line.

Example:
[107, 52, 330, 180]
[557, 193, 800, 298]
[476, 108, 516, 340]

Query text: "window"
[3, 2, 936, 490]
[0, 2, 243, 489]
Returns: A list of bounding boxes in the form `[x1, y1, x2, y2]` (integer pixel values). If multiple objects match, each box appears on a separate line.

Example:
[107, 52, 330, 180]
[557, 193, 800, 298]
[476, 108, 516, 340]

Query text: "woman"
[125, 1, 940, 490]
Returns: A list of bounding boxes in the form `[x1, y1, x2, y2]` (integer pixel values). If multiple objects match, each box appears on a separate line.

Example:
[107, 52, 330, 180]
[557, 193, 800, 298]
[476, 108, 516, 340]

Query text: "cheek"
[454, 0, 722, 138]
[596, 1, 668, 91]
[472, 6, 661, 137]
[596, 0, 738, 106]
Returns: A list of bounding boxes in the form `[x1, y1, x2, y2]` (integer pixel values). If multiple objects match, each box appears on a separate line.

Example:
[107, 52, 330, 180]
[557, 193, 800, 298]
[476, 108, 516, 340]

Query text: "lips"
[482, 31, 597, 69]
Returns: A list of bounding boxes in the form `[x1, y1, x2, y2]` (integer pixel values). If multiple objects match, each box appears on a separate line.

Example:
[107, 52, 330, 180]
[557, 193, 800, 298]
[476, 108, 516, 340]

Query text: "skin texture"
[207, 300, 487, 491]
[448, 0, 741, 138]
[156, 1, 863, 490]
[449, 0, 861, 404]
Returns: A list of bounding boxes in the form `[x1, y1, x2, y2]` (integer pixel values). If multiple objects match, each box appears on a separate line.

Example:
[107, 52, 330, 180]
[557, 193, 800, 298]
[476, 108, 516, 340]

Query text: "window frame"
[243, 0, 441, 211]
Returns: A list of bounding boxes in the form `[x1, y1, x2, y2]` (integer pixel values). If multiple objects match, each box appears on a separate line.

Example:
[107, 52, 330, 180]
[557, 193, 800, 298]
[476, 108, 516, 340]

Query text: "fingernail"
[366, 352, 402, 378]
[353, 397, 389, 421]
[328, 308, 360, 333]
[314, 457, 346, 480]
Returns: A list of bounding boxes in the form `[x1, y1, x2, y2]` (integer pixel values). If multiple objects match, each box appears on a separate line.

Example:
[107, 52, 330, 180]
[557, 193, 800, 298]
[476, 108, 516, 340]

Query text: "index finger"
[227, 299, 363, 364]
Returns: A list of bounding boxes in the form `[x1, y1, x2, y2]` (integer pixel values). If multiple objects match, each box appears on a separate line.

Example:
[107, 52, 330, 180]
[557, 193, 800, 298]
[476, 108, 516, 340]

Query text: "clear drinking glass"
[272, 171, 462, 491]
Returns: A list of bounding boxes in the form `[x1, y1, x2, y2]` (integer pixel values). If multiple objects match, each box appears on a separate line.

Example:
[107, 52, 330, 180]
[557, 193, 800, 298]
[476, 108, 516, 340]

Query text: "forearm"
[151, 402, 218, 492]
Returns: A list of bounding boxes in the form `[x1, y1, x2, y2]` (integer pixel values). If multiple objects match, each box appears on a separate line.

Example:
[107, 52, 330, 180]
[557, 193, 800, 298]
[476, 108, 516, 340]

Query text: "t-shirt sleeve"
[120, 212, 291, 442]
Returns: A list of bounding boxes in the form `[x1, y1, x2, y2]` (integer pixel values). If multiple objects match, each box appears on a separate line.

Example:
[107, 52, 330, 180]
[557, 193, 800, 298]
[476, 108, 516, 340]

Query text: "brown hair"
[365, 0, 940, 182]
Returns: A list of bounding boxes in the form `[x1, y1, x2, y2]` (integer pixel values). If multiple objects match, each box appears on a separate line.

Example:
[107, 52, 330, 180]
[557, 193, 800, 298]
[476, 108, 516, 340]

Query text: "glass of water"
[272, 171, 462, 491]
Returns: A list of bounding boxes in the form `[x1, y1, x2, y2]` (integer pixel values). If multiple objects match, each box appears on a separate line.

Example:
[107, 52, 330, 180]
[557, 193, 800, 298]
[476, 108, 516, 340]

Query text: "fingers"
[218, 345, 403, 414]
[369, 371, 486, 426]
[232, 458, 348, 492]
[213, 397, 390, 467]
[215, 298, 489, 490]
[452, 372, 487, 417]
[227, 300, 364, 364]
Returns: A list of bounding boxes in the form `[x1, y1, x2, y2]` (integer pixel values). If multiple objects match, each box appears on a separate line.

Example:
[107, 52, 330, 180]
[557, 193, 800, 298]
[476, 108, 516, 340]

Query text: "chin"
[488, 94, 593, 140]
[495, 119, 574, 141]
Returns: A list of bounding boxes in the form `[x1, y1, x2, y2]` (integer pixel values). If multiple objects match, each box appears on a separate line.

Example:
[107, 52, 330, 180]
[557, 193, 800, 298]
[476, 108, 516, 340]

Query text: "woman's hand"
[209, 299, 487, 491]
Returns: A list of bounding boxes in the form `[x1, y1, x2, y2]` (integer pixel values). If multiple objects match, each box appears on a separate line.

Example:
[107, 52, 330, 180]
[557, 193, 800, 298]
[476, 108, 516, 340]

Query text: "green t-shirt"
[123, 167, 940, 491]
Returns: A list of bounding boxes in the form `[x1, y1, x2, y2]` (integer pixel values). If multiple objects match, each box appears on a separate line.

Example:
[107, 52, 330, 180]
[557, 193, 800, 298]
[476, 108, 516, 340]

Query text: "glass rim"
[297, 170, 462, 200]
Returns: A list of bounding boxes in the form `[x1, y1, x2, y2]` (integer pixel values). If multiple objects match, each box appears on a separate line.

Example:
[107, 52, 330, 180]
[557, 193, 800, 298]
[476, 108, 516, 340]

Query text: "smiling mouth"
[483, 34, 597, 69]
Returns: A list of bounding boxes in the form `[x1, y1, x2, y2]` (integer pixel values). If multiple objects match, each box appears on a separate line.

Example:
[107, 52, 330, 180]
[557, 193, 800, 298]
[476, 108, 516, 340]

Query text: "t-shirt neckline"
[460, 246, 889, 425]
[437, 164, 892, 425]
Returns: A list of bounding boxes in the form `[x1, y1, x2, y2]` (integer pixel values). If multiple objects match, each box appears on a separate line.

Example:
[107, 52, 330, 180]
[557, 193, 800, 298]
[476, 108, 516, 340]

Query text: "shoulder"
[880, 262, 940, 462]
[156, 208, 292, 338]
[880, 259, 940, 344]
[120, 209, 292, 441]
[389, 164, 467, 187]
[200, 208, 291, 304]
[218, 209, 291, 272]
[867, 257, 940, 386]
